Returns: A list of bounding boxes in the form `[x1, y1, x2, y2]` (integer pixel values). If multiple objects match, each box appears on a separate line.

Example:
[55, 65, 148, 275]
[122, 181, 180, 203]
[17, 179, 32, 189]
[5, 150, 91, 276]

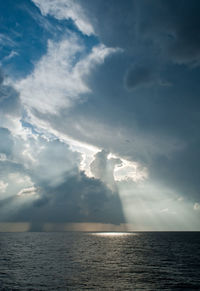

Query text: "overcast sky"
[0, 0, 200, 231]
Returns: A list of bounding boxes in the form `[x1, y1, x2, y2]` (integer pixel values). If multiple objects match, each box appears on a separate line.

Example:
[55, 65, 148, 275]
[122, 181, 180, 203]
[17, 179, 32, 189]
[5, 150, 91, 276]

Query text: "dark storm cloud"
[78, 0, 136, 49]
[80, 0, 200, 66]
[150, 139, 200, 201]
[134, 0, 200, 66]
[10, 171, 124, 225]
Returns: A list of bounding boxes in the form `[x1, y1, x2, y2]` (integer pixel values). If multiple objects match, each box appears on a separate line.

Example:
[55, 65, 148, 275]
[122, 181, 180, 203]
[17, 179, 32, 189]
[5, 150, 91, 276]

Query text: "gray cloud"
[7, 171, 124, 225]
[79, 0, 200, 84]
[0, 73, 21, 116]
[0, 128, 13, 158]
[125, 65, 157, 89]
[30, 138, 81, 187]
[0, 69, 3, 84]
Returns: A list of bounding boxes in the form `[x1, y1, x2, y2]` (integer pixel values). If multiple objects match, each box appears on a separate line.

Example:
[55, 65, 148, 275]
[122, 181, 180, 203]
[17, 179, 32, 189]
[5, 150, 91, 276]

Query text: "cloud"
[113, 157, 148, 182]
[32, 0, 95, 35]
[90, 150, 122, 190]
[78, 0, 136, 48]
[81, 0, 200, 67]
[0, 78, 125, 225]
[134, 1, 200, 66]
[0, 70, 3, 84]
[125, 65, 157, 89]
[3, 50, 19, 61]
[0, 132, 125, 224]
[125, 62, 172, 90]
[0, 128, 13, 158]
[29, 137, 81, 187]
[0, 130, 125, 225]
[17, 186, 37, 197]
[0, 69, 23, 138]
[12, 171, 125, 225]
[0, 181, 8, 193]
[90, 150, 147, 187]
[159, 208, 169, 213]
[194, 203, 200, 211]
[0, 33, 16, 48]
[0, 76, 21, 117]
[0, 65, 124, 224]
[165, 2, 200, 66]
[16, 35, 119, 115]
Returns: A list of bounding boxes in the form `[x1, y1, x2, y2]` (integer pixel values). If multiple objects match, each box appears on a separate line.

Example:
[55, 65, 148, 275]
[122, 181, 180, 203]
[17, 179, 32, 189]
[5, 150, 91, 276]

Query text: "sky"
[0, 0, 200, 231]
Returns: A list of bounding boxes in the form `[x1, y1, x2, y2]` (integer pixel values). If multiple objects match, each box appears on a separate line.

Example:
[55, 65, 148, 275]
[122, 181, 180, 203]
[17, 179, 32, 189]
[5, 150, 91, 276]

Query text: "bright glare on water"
[91, 232, 136, 236]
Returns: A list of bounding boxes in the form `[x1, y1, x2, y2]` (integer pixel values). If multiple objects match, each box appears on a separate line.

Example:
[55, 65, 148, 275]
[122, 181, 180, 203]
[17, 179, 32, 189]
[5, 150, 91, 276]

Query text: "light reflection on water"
[90, 232, 138, 237]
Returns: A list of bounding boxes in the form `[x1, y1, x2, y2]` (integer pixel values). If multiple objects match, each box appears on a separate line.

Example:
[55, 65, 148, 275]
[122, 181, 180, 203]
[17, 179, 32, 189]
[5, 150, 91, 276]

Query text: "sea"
[0, 232, 200, 290]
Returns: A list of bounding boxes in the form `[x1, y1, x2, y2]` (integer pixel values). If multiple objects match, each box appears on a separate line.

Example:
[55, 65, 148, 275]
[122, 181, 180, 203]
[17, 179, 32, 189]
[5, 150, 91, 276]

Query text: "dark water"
[0, 232, 200, 290]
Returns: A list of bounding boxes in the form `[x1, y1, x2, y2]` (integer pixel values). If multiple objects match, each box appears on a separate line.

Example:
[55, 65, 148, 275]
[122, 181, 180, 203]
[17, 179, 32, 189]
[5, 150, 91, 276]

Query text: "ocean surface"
[0, 232, 200, 290]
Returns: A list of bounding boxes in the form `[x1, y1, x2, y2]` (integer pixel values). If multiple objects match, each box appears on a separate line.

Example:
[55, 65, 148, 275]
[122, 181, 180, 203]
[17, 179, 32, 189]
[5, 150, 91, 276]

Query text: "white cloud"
[17, 186, 37, 197]
[3, 50, 18, 61]
[0, 181, 8, 193]
[194, 202, 200, 211]
[177, 196, 184, 202]
[89, 150, 148, 192]
[0, 34, 16, 48]
[9, 174, 33, 186]
[111, 156, 148, 182]
[16, 36, 119, 115]
[0, 154, 7, 161]
[159, 208, 169, 213]
[1, 173, 35, 198]
[31, 0, 95, 35]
